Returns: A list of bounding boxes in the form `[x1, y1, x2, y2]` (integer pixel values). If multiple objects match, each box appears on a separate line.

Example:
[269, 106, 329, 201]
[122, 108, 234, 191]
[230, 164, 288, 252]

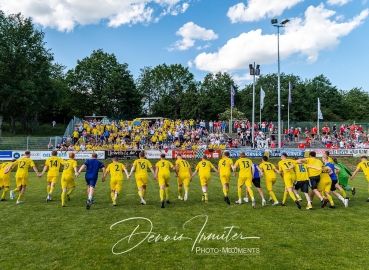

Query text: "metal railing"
[0, 136, 63, 150]
[64, 116, 81, 137]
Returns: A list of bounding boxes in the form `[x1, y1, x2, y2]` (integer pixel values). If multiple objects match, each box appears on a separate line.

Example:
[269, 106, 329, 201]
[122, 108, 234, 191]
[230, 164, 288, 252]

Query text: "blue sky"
[1, 0, 368, 91]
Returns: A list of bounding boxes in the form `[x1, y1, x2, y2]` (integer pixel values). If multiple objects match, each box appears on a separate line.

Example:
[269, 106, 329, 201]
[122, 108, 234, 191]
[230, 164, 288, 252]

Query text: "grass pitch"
[0, 164, 369, 270]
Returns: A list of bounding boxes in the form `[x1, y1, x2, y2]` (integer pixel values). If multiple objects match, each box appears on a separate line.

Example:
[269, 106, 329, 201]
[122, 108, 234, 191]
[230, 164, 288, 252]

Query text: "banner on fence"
[11, 151, 105, 160]
[171, 149, 222, 159]
[105, 150, 140, 160]
[226, 149, 265, 158]
[145, 150, 173, 159]
[311, 149, 369, 157]
[0, 151, 13, 160]
[269, 149, 305, 157]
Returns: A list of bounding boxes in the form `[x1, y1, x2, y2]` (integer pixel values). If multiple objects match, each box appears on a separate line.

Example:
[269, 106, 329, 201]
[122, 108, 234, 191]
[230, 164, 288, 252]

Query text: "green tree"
[0, 12, 57, 134]
[66, 49, 141, 119]
[137, 64, 199, 119]
[199, 72, 237, 121]
[218, 108, 245, 121]
[342, 87, 369, 121]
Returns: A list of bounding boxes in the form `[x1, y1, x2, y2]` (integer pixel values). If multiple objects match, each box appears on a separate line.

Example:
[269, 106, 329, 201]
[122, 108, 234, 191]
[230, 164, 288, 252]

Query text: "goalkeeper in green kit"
[333, 158, 356, 195]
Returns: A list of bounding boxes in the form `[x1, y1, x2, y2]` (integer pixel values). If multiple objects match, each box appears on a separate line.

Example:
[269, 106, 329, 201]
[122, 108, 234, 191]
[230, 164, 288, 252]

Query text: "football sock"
[67, 187, 75, 195]
[339, 189, 347, 198]
[238, 188, 242, 200]
[269, 191, 278, 202]
[160, 189, 164, 201]
[295, 193, 301, 199]
[111, 193, 115, 203]
[142, 189, 146, 197]
[1, 187, 9, 199]
[289, 191, 297, 201]
[13, 188, 19, 193]
[184, 187, 188, 194]
[165, 187, 169, 199]
[47, 185, 50, 194]
[49, 187, 54, 195]
[61, 191, 66, 205]
[327, 195, 334, 206]
[248, 188, 254, 200]
[282, 191, 288, 203]
[178, 187, 183, 197]
[138, 190, 143, 199]
[344, 186, 352, 191]
[204, 192, 208, 201]
[17, 194, 23, 201]
[223, 188, 228, 197]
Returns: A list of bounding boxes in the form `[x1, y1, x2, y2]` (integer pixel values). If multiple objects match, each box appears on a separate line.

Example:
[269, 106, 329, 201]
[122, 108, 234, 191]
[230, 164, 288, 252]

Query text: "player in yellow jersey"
[323, 151, 349, 200]
[0, 159, 16, 201]
[174, 153, 192, 201]
[312, 161, 335, 208]
[128, 151, 155, 205]
[323, 156, 347, 208]
[278, 153, 301, 209]
[39, 150, 65, 202]
[218, 151, 234, 205]
[243, 163, 267, 206]
[5, 151, 40, 204]
[351, 155, 369, 202]
[259, 156, 280, 205]
[154, 154, 174, 208]
[103, 156, 129, 206]
[60, 152, 78, 207]
[298, 151, 327, 208]
[289, 157, 313, 210]
[232, 152, 255, 207]
[191, 155, 218, 203]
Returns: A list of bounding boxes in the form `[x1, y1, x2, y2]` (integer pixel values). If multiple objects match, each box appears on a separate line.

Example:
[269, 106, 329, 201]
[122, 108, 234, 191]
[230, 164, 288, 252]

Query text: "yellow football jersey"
[14, 157, 35, 178]
[45, 156, 65, 177]
[293, 163, 309, 181]
[133, 159, 152, 176]
[357, 160, 369, 180]
[218, 157, 233, 175]
[62, 159, 78, 176]
[305, 158, 323, 177]
[259, 162, 277, 179]
[278, 159, 296, 177]
[106, 162, 126, 181]
[175, 159, 191, 173]
[196, 160, 215, 176]
[234, 158, 253, 178]
[0, 162, 14, 178]
[155, 160, 173, 175]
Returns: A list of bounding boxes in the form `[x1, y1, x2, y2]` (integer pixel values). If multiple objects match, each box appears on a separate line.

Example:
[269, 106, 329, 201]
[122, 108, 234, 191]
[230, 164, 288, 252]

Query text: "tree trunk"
[31, 112, 38, 133]
[20, 116, 28, 133]
[9, 116, 16, 134]
[0, 115, 3, 137]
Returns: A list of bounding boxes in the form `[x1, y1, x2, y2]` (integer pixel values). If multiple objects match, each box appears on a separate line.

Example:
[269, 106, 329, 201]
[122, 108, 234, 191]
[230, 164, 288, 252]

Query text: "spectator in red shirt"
[298, 142, 305, 149]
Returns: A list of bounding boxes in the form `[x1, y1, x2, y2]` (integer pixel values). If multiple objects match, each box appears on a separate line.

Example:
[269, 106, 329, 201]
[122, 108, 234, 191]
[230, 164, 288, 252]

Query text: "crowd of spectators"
[50, 119, 369, 151]
[319, 123, 369, 149]
[51, 118, 240, 152]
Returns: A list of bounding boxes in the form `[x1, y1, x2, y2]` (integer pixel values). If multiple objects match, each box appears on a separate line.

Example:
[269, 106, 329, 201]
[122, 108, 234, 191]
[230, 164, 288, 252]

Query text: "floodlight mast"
[271, 18, 289, 149]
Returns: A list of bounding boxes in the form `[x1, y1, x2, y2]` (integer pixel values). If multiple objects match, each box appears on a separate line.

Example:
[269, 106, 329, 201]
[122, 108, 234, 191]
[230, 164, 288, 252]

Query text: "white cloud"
[232, 73, 253, 85]
[327, 0, 351, 6]
[193, 4, 368, 74]
[196, 43, 211, 50]
[227, 0, 304, 23]
[0, 0, 190, 32]
[169, 22, 218, 51]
